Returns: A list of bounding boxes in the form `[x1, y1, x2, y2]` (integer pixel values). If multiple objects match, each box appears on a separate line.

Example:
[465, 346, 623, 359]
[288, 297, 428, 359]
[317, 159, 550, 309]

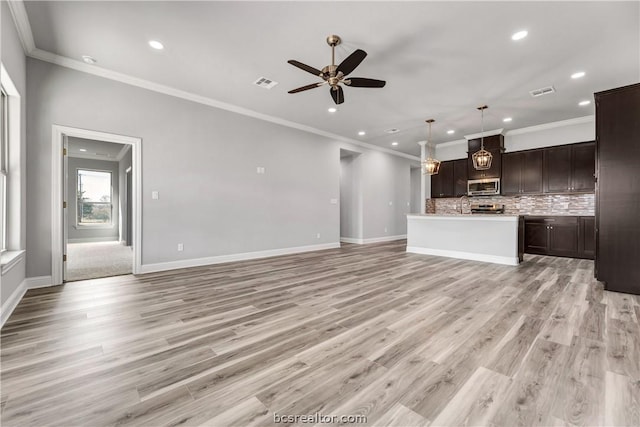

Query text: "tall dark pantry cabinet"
[595, 83, 640, 295]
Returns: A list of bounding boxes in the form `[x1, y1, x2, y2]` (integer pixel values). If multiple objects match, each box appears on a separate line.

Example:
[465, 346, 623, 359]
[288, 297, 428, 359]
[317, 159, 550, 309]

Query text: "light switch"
[330, 198, 338, 204]
[152, 191, 159, 200]
[388, 201, 393, 206]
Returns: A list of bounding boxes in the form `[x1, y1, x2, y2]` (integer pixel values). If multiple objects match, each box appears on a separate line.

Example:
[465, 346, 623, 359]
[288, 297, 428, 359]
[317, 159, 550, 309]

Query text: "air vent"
[253, 77, 278, 89]
[529, 86, 556, 97]
[385, 128, 400, 134]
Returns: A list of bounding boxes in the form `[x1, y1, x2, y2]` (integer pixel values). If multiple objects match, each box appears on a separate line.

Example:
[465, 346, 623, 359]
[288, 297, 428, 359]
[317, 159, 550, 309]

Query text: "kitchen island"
[406, 214, 523, 265]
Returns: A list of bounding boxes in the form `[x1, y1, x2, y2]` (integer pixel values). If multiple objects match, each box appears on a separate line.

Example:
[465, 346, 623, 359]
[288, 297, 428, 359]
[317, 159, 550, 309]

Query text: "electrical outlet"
[177, 243, 184, 251]
[152, 191, 159, 200]
[384, 227, 388, 233]
[388, 201, 393, 206]
[316, 233, 321, 239]
[330, 198, 338, 204]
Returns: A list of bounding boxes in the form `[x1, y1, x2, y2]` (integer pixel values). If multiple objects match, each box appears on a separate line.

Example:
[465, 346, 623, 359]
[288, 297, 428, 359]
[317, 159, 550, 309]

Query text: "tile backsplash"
[427, 193, 595, 216]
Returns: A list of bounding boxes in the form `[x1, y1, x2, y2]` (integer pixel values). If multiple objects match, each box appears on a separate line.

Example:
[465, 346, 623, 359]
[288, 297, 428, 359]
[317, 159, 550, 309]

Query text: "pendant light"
[472, 105, 493, 170]
[422, 119, 441, 175]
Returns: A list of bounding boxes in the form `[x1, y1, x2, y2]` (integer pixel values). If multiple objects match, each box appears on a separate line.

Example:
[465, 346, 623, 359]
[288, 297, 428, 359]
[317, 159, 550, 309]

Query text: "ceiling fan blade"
[288, 82, 324, 94]
[336, 49, 367, 76]
[330, 86, 344, 105]
[287, 60, 323, 77]
[345, 78, 386, 88]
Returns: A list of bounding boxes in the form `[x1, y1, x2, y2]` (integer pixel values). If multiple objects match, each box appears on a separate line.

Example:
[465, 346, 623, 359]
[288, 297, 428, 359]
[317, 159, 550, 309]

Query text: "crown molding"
[505, 115, 594, 136]
[28, 49, 419, 161]
[434, 138, 467, 148]
[6, 0, 36, 54]
[464, 128, 504, 140]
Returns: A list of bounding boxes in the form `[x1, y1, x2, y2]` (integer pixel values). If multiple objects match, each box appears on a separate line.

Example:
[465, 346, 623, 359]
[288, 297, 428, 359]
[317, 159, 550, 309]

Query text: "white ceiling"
[67, 137, 126, 160]
[22, 1, 640, 157]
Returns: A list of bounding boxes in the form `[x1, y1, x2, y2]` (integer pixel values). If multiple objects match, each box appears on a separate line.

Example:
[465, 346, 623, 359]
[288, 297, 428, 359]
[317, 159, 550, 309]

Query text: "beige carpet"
[66, 241, 133, 282]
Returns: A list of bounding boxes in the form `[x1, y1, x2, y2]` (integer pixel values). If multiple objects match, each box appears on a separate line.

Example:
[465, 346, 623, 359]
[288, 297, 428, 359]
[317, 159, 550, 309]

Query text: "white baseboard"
[1, 275, 54, 328]
[340, 237, 364, 244]
[406, 246, 519, 266]
[1, 279, 27, 327]
[341, 235, 406, 245]
[68, 237, 119, 243]
[140, 242, 341, 274]
[25, 276, 54, 288]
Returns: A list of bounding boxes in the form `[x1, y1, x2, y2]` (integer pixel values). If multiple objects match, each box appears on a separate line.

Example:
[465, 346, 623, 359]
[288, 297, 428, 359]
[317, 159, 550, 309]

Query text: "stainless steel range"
[470, 204, 505, 214]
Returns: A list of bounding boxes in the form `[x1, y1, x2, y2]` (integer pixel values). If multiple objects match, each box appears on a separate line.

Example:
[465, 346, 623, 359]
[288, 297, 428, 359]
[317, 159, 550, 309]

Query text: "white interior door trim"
[51, 125, 142, 285]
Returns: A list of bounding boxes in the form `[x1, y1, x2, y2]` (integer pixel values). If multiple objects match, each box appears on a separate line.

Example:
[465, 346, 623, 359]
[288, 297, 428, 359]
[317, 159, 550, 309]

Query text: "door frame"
[52, 125, 142, 285]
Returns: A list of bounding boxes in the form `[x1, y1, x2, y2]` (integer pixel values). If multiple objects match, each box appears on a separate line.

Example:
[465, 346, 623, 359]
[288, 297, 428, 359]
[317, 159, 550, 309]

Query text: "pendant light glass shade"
[422, 119, 441, 175]
[472, 105, 493, 171]
[423, 157, 441, 175]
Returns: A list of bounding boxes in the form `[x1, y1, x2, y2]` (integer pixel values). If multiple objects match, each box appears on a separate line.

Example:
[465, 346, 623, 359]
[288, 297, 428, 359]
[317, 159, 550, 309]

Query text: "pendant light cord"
[480, 107, 485, 151]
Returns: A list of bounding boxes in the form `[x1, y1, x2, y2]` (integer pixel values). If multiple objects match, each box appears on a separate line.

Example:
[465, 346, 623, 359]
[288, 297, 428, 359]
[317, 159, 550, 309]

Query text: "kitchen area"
[408, 131, 596, 264]
[408, 83, 640, 295]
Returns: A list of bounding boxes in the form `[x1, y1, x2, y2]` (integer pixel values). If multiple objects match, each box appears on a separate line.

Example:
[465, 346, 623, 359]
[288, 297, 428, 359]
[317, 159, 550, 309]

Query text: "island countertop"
[406, 214, 523, 265]
[407, 214, 520, 220]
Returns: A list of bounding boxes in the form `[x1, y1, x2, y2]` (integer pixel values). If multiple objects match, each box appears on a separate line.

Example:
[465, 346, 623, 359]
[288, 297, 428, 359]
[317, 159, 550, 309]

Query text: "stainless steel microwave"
[467, 178, 500, 196]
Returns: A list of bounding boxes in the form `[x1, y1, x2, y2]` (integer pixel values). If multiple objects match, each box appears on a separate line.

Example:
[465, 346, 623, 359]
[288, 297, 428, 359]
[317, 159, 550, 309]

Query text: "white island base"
[406, 214, 522, 266]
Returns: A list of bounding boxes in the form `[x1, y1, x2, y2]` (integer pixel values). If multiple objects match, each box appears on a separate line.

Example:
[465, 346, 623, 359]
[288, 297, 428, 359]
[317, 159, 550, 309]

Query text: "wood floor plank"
[551, 336, 606, 426]
[604, 370, 640, 427]
[0, 241, 634, 427]
[490, 339, 571, 427]
[430, 366, 512, 427]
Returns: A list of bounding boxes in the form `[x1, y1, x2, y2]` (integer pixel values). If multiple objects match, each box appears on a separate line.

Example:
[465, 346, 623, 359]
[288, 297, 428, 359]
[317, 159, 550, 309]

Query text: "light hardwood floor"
[1, 241, 639, 426]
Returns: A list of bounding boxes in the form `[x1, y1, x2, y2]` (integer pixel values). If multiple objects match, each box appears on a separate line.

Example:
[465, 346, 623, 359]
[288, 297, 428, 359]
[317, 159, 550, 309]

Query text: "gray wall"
[26, 59, 416, 277]
[339, 154, 362, 240]
[362, 150, 411, 238]
[67, 157, 120, 242]
[1, 1, 27, 306]
[26, 59, 343, 275]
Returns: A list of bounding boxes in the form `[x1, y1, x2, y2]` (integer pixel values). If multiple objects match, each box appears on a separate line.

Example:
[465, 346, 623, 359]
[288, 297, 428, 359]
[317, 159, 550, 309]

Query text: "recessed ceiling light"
[391, 141, 399, 146]
[447, 130, 455, 134]
[571, 71, 586, 79]
[81, 55, 96, 64]
[358, 131, 366, 136]
[503, 117, 513, 122]
[148, 40, 164, 50]
[328, 107, 337, 113]
[79, 148, 87, 152]
[579, 100, 591, 106]
[385, 128, 400, 134]
[512, 30, 528, 41]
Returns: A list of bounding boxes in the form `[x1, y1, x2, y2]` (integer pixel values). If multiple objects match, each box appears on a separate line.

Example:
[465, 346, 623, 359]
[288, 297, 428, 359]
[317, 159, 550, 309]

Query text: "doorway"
[52, 126, 142, 285]
[339, 148, 363, 244]
[65, 138, 131, 281]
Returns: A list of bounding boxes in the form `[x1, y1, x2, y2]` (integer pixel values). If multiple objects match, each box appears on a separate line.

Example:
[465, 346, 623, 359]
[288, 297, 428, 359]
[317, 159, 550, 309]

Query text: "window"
[1, 87, 7, 252]
[77, 169, 113, 225]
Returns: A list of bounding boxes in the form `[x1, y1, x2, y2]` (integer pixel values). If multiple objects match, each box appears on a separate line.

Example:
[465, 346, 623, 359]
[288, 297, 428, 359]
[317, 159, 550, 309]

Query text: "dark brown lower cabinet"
[524, 216, 594, 259]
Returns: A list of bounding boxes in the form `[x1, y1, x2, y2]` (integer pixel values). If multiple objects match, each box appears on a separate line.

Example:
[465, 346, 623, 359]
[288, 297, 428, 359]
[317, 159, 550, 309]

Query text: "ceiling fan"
[287, 35, 386, 105]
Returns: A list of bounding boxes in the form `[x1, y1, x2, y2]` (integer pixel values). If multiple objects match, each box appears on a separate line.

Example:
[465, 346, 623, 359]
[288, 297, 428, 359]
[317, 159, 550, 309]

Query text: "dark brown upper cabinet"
[467, 134, 504, 180]
[453, 159, 468, 197]
[430, 160, 454, 198]
[502, 150, 543, 195]
[543, 142, 595, 194]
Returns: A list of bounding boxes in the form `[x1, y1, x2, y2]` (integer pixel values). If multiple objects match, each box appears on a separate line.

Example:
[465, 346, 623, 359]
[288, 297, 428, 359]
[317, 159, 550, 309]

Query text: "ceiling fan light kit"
[472, 105, 493, 170]
[287, 35, 386, 105]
